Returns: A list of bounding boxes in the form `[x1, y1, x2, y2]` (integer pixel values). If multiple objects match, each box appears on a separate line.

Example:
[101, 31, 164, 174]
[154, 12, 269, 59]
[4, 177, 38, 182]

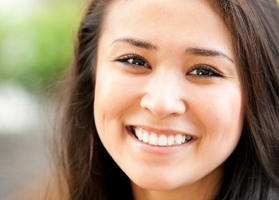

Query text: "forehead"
[104, 0, 221, 31]
[100, 0, 233, 60]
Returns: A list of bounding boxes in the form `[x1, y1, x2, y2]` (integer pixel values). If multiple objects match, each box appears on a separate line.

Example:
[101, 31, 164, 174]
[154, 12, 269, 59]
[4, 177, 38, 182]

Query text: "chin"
[130, 172, 186, 191]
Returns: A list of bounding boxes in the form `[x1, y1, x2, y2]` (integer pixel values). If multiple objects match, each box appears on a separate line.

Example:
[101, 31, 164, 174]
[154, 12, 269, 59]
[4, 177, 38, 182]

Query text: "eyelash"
[115, 54, 151, 69]
[115, 54, 222, 77]
[187, 65, 222, 77]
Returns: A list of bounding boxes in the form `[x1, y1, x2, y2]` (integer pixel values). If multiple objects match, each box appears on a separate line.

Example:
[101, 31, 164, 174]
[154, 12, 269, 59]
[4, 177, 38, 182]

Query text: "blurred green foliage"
[0, 1, 81, 94]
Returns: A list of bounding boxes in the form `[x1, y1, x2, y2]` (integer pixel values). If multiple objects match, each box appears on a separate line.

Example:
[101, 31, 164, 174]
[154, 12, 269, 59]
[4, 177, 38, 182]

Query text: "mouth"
[127, 126, 194, 147]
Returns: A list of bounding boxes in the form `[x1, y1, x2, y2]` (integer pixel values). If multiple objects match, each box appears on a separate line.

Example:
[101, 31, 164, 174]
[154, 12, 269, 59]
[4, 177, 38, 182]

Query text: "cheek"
[93, 66, 145, 155]
[93, 65, 141, 138]
[94, 69, 128, 119]
[94, 66, 146, 119]
[94, 72, 124, 152]
[187, 86, 244, 175]
[192, 85, 244, 142]
[94, 73, 120, 136]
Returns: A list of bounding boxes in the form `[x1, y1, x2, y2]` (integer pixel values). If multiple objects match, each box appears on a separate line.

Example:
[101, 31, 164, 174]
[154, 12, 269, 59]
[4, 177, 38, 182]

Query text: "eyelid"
[114, 53, 151, 68]
[187, 64, 223, 77]
[115, 53, 148, 62]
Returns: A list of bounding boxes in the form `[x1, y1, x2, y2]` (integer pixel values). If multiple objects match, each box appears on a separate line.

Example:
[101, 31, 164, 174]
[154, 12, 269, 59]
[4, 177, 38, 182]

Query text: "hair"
[53, 0, 279, 199]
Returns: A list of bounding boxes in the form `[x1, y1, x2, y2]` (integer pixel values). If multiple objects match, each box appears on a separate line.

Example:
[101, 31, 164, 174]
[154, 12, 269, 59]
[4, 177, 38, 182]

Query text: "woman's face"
[94, 0, 244, 197]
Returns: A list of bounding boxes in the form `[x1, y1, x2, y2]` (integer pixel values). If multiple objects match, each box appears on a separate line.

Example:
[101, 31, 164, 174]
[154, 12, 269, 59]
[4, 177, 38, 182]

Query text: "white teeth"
[174, 134, 182, 144]
[167, 135, 174, 145]
[182, 135, 186, 143]
[143, 132, 149, 143]
[149, 133, 158, 145]
[136, 128, 143, 140]
[132, 127, 192, 146]
[158, 135, 167, 146]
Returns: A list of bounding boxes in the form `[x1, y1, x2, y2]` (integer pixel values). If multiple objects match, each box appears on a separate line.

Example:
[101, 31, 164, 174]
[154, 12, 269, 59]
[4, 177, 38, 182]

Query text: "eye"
[187, 65, 222, 77]
[115, 54, 151, 69]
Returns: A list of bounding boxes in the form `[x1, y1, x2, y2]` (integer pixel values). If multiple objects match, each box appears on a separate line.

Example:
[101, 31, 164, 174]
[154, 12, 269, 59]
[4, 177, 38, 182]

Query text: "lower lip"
[126, 127, 195, 154]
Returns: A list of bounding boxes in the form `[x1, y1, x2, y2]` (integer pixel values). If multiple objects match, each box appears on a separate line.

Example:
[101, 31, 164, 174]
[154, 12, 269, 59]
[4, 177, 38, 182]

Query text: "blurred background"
[0, 0, 85, 199]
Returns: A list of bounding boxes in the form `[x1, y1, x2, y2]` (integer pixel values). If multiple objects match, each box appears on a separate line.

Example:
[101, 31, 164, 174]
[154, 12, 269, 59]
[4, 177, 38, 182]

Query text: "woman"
[53, 0, 279, 199]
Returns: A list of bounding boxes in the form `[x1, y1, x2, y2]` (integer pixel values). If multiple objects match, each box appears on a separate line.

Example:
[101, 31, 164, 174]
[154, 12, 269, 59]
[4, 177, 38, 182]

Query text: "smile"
[129, 126, 193, 146]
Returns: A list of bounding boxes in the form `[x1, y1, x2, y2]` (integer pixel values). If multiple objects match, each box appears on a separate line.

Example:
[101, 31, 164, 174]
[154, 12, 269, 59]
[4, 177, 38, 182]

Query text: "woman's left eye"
[187, 65, 222, 77]
[115, 55, 150, 69]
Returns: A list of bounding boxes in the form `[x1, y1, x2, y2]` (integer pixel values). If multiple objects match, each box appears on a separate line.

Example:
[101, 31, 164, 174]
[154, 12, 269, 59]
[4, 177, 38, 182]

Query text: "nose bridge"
[140, 68, 186, 117]
[152, 68, 178, 98]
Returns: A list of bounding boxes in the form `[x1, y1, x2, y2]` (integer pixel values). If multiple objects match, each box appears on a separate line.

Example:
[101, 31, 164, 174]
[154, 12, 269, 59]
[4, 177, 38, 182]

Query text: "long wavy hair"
[53, 0, 279, 199]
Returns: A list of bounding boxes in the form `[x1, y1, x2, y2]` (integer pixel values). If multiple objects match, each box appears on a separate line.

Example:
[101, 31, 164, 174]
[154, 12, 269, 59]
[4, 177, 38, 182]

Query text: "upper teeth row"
[133, 127, 192, 146]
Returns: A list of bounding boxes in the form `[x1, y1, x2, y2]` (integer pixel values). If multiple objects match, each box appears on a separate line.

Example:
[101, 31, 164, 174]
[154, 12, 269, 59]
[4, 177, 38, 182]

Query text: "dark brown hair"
[54, 0, 279, 199]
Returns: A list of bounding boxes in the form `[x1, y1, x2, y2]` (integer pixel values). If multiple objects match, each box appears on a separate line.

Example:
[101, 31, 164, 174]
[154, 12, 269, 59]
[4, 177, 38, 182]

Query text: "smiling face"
[94, 0, 244, 199]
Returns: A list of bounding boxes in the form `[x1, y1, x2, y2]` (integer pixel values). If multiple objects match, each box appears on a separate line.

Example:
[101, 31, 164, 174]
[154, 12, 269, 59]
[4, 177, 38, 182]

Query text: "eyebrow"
[185, 47, 234, 63]
[111, 37, 158, 50]
[111, 37, 234, 63]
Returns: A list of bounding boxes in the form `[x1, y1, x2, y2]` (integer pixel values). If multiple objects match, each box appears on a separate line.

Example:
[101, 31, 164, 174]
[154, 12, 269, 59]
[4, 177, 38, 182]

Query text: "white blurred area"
[0, 0, 59, 199]
[0, 0, 41, 19]
[0, 86, 50, 200]
[0, 83, 50, 200]
[0, 0, 48, 131]
[0, 84, 50, 200]
[0, 83, 41, 134]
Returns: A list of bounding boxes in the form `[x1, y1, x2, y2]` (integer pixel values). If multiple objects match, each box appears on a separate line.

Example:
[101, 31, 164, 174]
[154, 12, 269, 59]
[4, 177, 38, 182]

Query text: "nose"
[140, 69, 186, 118]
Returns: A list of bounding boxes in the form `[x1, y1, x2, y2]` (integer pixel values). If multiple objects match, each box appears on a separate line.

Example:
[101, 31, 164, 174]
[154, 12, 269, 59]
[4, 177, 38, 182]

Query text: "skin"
[94, 0, 244, 199]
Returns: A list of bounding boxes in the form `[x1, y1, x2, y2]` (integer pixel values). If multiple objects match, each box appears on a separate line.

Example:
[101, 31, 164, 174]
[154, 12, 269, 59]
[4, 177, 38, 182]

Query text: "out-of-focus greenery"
[0, 0, 82, 94]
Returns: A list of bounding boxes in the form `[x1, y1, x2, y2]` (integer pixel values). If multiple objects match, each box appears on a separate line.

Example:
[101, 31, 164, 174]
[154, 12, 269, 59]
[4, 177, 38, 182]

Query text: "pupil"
[132, 59, 144, 65]
[197, 69, 209, 75]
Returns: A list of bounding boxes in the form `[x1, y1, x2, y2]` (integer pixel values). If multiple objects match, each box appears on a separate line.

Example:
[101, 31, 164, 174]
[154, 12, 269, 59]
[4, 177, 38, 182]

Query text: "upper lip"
[128, 125, 195, 137]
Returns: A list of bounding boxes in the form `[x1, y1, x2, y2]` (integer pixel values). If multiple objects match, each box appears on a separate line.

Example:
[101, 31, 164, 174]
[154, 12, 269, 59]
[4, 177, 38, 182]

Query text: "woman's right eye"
[116, 55, 151, 69]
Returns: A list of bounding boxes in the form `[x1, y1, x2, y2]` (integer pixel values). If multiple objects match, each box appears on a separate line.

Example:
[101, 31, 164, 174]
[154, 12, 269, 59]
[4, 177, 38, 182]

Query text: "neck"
[132, 166, 223, 200]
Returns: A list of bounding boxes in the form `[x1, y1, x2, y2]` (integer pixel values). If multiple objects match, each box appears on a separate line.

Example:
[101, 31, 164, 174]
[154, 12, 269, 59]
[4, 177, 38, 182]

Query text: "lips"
[128, 126, 194, 146]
